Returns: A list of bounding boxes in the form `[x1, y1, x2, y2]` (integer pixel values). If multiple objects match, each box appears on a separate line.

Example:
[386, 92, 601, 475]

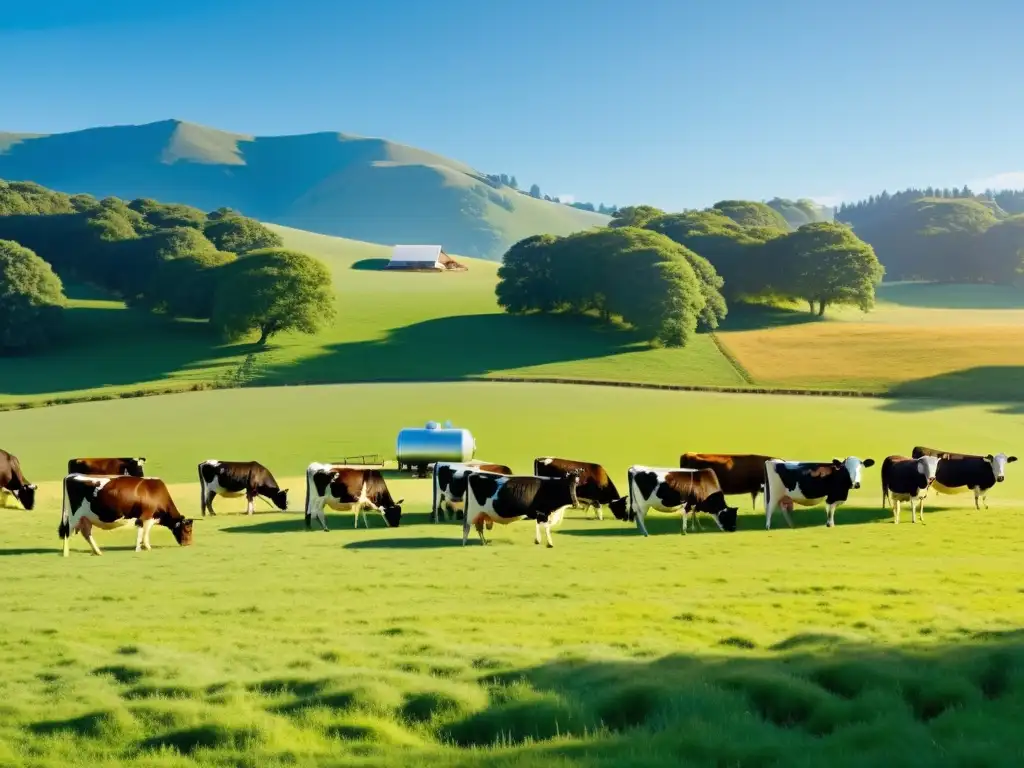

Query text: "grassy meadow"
[1, 382, 1023, 766]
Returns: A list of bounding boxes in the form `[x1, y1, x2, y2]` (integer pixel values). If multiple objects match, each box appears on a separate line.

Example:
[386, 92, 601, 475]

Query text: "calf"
[881, 455, 940, 524]
[59, 474, 193, 556]
[432, 462, 512, 522]
[304, 464, 403, 531]
[608, 466, 738, 536]
[0, 449, 37, 511]
[764, 457, 875, 529]
[198, 460, 288, 516]
[462, 471, 580, 548]
[911, 446, 1017, 510]
[679, 452, 774, 511]
[68, 457, 146, 477]
[533, 457, 622, 521]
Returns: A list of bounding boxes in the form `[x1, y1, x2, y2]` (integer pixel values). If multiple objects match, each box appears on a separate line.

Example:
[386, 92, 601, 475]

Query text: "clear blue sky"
[2, 0, 1023, 210]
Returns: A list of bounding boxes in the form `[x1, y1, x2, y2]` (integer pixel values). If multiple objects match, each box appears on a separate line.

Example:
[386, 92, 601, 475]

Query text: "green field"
[1, 382, 1023, 767]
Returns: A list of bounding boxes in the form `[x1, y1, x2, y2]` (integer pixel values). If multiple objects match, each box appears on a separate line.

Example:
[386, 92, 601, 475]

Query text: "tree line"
[496, 202, 884, 347]
[0, 180, 335, 354]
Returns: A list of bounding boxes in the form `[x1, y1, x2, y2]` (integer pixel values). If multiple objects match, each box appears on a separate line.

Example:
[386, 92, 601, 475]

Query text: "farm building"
[386, 245, 467, 272]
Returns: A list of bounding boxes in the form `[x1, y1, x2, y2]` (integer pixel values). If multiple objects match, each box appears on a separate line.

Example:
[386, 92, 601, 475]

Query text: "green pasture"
[1, 382, 1023, 766]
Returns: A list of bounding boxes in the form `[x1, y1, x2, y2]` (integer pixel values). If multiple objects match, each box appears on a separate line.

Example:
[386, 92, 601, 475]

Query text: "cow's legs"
[309, 500, 329, 532]
[681, 506, 689, 535]
[246, 493, 255, 516]
[825, 502, 837, 527]
[461, 516, 470, 546]
[206, 492, 217, 517]
[475, 518, 487, 545]
[916, 496, 925, 524]
[892, 499, 900, 524]
[77, 518, 102, 556]
[135, 522, 145, 551]
[635, 506, 650, 537]
[141, 518, 157, 550]
[595, 504, 604, 522]
[543, 520, 554, 548]
[0, 489, 8, 508]
[534, 519, 542, 545]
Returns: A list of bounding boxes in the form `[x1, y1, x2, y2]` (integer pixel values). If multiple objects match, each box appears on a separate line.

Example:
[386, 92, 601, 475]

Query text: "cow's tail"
[431, 463, 439, 523]
[881, 460, 889, 510]
[59, 475, 71, 556]
[763, 462, 771, 515]
[627, 468, 638, 520]
[304, 465, 314, 530]
[197, 463, 205, 516]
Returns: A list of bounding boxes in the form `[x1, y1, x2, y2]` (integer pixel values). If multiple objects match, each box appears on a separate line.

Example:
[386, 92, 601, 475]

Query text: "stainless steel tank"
[396, 422, 476, 467]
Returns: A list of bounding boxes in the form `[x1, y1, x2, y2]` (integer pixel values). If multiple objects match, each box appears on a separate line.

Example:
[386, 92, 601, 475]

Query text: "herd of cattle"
[0, 447, 1017, 554]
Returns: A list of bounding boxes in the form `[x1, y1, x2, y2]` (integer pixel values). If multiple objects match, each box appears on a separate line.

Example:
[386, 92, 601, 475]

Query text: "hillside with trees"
[0, 180, 335, 354]
[0, 120, 608, 261]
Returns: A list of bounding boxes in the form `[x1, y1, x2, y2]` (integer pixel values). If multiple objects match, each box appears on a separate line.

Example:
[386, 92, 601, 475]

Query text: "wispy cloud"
[969, 171, 1024, 191]
[555, 193, 575, 204]
[808, 194, 844, 208]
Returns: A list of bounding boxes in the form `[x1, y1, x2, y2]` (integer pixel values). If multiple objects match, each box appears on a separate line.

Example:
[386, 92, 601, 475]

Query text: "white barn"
[386, 245, 467, 272]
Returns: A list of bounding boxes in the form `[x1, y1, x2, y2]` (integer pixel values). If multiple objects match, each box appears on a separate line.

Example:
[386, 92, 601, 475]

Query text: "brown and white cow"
[59, 474, 193, 556]
[533, 457, 622, 521]
[609, 466, 738, 536]
[304, 463, 403, 531]
[881, 455, 941, 524]
[462, 471, 580, 548]
[679, 453, 775, 511]
[0, 449, 37, 511]
[432, 462, 513, 522]
[198, 460, 288, 516]
[68, 457, 146, 477]
[911, 446, 1017, 510]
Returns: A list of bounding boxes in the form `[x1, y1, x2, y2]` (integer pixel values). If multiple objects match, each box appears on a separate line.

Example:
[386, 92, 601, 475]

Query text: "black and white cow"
[304, 463, 403, 531]
[198, 460, 288, 516]
[880, 454, 940, 524]
[432, 462, 513, 522]
[462, 471, 580, 548]
[911, 446, 1017, 510]
[764, 457, 875, 529]
[608, 466, 738, 536]
[0, 449, 37, 511]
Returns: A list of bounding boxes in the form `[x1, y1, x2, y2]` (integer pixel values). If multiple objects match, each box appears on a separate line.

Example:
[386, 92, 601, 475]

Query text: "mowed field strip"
[1, 382, 1023, 766]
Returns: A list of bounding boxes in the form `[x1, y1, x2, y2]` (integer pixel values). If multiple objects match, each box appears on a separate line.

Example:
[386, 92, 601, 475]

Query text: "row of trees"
[482, 174, 618, 214]
[495, 212, 884, 346]
[0, 181, 335, 354]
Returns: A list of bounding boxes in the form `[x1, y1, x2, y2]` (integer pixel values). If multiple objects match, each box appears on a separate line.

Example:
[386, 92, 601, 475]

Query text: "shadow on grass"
[882, 367, 1024, 413]
[0, 547, 55, 557]
[344, 536, 460, 550]
[714, 302, 823, 332]
[351, 258, 390, 271]
[221, 511, 436, 534]
[255, 312, 639, 386]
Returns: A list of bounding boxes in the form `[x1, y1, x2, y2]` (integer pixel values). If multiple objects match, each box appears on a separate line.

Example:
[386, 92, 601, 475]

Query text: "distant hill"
[764, 197, 834, 228]
[0, 119, 609, 260]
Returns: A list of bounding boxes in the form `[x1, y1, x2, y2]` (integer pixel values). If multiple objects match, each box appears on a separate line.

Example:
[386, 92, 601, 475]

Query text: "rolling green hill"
[0, 120, 609, 259]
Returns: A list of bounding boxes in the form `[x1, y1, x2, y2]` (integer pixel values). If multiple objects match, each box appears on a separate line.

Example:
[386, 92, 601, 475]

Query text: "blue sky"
[2, 0, 1023, 210]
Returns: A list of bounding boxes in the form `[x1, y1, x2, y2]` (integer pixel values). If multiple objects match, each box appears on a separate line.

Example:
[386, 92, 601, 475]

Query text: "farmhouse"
[386, 245, 467, 272]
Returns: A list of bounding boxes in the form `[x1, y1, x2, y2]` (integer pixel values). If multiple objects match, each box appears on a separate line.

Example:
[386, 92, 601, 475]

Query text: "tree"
[495, 234, 561, 313]
[609, 205, 665, 229]
[770, 222, 884, 315]
[0, 240, 66, 353]
[204, 215, 283, 253]
[712, 200, 790, 230]
[509, 176, 518, 190]
[529, 184, 541, 198]
[211, 249, 336, 345]
[148, 248, 237, 319]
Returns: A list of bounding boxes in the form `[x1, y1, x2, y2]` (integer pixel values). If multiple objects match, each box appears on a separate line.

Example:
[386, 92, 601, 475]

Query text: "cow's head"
[382, 499, 404, 527]
[713, 505, 739, 532]
[14, 483, 37, 511]
[608, 496, 630, 521]
[917, 455, 940, 486]
[268, 487, 289, 511]
[985, 453, 1017, 483]
[840, 457, 874, 489]
[172, 518, 194, 546]
[126, 458, 146, 477]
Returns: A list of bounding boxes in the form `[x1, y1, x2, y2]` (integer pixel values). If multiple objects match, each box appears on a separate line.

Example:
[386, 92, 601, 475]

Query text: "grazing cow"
[304, 464, 404, 531]
[198, 460, 288, 516]
[59, 474, 193, 556]
[764, 457, 875, 529]
[533, 457, 622, 521]
[432, 462, 513, 522]
[608, 467, 738, 536]
[68, 457, 146, 477]
[911, 446, 1017, 510]
[462, 471, 580, 548]
[0, 449, 37, 511]
[679, 453, 774, 511]
[881, 455, 941, 524]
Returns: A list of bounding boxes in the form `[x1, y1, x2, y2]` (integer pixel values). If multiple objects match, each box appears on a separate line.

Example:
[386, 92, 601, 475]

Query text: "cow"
[679, 453, 774, 511]
[462, 471, 580, 548]
[67, 457, 146, 477]
[881, 455, 941, 524]
[608, 466, 738, 536]
[764, 457, 875, 529]
[533, 457, 622, 521]
[198, 460, 288, 516]
[911, 446, 1017, 510]
[432, 462, 513, 523]
[58, 474, 193, 556]
[304, 464, 403, 531]
[0, 449, 37, 511]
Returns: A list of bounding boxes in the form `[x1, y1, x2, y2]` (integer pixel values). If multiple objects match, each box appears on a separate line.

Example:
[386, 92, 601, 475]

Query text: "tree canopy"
[211, 248, 337, 345]
[0, 239, 66, 353]
[712, 200, 790, 231]
[608, 205, 666, 229]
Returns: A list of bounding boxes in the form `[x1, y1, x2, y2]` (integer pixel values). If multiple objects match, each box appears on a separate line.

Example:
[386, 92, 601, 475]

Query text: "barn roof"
[390, 245, 445, 263]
